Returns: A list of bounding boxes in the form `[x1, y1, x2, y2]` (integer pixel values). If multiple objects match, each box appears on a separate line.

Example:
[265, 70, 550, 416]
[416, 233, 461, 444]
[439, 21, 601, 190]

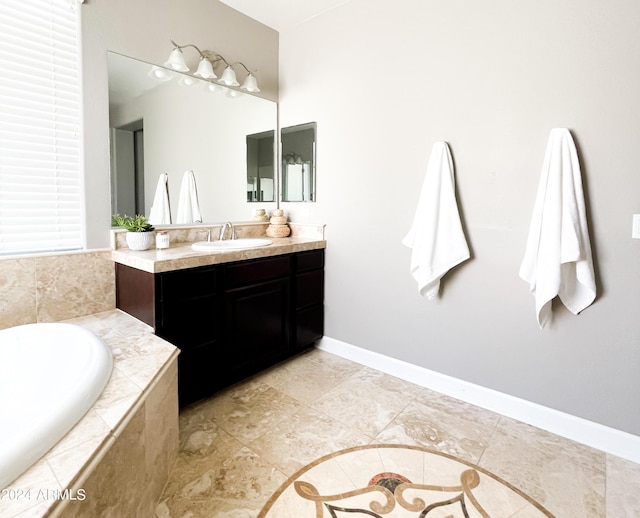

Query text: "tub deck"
[0, 310, 179, 518]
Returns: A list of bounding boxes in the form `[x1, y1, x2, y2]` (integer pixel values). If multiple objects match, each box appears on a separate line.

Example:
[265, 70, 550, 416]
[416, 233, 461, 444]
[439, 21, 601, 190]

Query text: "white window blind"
[0, 0, 82, 255]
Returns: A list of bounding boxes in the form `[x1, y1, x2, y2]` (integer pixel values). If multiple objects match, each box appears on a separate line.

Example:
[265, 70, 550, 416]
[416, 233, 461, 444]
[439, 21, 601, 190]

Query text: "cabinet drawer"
[224, 255, 290, 288]
[295, 249, 324, 273]
[160, 266, 217, 301]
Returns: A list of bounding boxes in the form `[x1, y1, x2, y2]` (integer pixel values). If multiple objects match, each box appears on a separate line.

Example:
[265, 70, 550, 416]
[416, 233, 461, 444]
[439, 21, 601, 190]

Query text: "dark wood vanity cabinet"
[115, 249, 324, 407]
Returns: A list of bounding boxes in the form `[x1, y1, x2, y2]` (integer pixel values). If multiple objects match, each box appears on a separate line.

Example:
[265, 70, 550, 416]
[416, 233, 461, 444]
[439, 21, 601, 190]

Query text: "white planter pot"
[126, 231, 155, 251]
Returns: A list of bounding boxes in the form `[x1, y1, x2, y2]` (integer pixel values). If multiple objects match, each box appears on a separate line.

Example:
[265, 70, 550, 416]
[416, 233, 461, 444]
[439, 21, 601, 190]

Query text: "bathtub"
[0, 323, 113, 490]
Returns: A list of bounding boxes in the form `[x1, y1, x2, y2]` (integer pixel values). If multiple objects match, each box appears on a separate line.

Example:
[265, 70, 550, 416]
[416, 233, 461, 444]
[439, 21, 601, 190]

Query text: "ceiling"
[218, 0, 351, 32]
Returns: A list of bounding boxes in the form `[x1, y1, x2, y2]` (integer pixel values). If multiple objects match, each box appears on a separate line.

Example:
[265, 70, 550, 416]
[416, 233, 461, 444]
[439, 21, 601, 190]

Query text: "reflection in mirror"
[281, 122, 316, 202]
[107, 52, 278, 224]
[246, 130, 275, 202]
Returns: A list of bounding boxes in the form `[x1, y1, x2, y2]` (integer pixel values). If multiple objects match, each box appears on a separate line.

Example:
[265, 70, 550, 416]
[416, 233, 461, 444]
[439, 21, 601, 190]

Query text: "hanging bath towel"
[176, 170, 203, 224]
[402, 141, 470, 299]
[519, 128, 596, 328]
[148, 173, 171, 225]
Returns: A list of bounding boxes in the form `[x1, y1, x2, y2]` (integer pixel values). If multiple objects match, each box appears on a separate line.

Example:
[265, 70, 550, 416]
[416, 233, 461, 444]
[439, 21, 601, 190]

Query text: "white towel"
[519, 128, 596, 328]
[402, 141, 470, 299]
[176, 170, 202, 224]
[148, 173, 171, 225]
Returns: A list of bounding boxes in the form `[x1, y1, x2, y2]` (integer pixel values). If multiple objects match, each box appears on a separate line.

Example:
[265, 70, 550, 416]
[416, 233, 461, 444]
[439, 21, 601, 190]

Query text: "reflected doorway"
[281, 122, 316, 202]
[110, 121, 145, 216]
[246, 130, 275, 202]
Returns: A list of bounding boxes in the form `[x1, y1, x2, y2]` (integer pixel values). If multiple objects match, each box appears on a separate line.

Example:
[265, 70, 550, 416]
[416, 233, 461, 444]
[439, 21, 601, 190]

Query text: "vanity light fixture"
[164, 45, 190, 72]
[235, 63, 260, 92]
[218, 63, 239, 86]
[163, 40, 260, 92]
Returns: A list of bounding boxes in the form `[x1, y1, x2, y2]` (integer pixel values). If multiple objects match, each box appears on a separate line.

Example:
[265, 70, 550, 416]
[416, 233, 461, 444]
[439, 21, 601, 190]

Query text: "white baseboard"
[316, 336, 640, 464]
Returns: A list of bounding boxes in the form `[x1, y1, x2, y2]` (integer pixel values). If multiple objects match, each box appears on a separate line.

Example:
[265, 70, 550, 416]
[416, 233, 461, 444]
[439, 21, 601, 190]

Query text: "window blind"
[0, 0, 82, 255]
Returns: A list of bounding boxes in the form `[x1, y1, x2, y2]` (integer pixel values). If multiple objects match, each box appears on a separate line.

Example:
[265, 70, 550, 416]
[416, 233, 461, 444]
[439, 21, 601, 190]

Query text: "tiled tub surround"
[111, 222, 326, 273]
[0, 250, 115, 330]
[0, 310, 179, 518]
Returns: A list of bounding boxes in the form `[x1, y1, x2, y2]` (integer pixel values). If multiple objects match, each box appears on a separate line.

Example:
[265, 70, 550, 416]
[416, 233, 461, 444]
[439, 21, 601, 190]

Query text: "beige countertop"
[111, 236, 326, 273]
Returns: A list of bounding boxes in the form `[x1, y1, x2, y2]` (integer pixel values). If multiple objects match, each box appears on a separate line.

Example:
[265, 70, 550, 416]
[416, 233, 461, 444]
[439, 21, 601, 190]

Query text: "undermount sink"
[191, 238, 272, 251]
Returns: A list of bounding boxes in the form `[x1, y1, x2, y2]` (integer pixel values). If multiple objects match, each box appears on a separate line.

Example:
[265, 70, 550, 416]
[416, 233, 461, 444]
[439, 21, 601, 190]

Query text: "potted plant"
[111, 213, 128, 228]
[118, 214, 156, 251]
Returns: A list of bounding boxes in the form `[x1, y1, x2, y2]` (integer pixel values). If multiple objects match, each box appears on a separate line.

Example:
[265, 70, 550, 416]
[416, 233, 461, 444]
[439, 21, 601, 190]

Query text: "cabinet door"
[178, 342, 220, 408]
[156, 266, 218, 348]
[155, 266, 220, 407]
[293, 250, 324, 351]
[223, 277, 290, 384]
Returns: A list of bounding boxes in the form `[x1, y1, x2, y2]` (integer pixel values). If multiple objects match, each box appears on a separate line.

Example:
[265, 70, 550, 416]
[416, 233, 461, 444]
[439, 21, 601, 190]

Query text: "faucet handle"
[198, 229, 211, 242]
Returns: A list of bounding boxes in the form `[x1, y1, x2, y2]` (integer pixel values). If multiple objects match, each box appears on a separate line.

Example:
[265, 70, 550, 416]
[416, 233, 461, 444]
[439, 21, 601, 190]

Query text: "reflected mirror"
[107, 52, 278, 224]
[281, 122, 316, 202]
[246, 130, 275, 202]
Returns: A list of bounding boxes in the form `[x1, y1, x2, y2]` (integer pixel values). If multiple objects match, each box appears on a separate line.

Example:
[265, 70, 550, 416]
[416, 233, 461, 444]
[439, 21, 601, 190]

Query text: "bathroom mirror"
[281, 122, 316, 202]
[107, 52, 278, 223]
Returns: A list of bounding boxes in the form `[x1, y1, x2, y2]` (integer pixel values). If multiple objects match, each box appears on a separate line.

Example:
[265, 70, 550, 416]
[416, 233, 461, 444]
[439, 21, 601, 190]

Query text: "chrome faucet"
[219, 222, 235, 241]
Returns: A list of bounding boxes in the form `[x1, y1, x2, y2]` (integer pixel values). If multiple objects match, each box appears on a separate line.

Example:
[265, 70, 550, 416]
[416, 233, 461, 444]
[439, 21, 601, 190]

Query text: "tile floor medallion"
[258, 444, 554, 518]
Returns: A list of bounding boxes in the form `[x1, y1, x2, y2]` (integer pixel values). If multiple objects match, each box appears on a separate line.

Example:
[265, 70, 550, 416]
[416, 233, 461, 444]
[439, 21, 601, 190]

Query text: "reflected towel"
[176, 170, 202, 224]
[148, 173, 171, 225]
[519, 128, 596, 328]
[402, 141, 470, 299]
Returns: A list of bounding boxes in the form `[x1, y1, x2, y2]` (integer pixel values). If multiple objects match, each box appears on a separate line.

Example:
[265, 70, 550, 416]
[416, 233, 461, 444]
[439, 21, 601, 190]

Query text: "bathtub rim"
[0, 322, 114, 491]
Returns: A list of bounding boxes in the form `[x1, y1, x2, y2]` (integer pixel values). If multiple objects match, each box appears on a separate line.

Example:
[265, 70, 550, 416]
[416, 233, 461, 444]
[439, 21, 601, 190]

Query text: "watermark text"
[1, 488, 86, 502]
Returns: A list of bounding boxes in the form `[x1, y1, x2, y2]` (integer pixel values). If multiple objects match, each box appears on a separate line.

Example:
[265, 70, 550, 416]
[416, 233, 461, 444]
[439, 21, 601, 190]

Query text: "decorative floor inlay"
[259, 444, 555, 517]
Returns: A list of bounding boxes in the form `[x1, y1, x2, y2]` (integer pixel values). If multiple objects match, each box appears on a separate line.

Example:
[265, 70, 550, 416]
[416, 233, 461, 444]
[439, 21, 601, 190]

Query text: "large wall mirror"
[107, 52, 278, 224]
[281, 122, 316, 202]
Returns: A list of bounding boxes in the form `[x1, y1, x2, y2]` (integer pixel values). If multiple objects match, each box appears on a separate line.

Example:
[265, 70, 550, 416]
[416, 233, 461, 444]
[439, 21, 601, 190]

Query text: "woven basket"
[269, 216, 288, 225]
[266, 224, 291, 238]
[272, 209, 284, 217]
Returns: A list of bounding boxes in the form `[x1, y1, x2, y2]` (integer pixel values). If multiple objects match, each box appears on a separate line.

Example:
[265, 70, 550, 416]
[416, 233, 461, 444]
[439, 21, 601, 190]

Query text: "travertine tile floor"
[155, 348, 640, 517]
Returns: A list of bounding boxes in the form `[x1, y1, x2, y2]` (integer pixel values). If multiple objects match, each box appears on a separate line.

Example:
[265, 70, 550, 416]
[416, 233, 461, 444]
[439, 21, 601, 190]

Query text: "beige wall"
[278, 0, 640, 435]
[81, 0, 278, 248]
